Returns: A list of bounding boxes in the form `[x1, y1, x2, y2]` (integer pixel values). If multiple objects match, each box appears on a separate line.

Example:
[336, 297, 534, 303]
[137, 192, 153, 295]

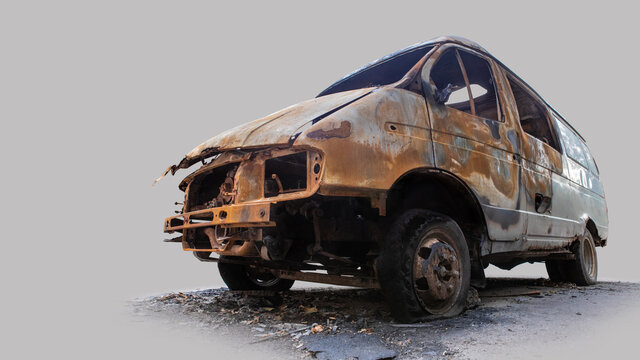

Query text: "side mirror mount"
[435, 83, 463, 104]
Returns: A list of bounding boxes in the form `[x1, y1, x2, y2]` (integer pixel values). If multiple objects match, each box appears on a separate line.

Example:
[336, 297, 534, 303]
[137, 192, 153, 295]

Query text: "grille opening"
[264, 152, 307, 197]
[188, 163, 238, 211]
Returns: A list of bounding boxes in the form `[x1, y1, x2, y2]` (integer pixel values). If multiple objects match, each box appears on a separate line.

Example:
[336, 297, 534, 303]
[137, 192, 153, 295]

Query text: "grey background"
[2, 0, 638, 358]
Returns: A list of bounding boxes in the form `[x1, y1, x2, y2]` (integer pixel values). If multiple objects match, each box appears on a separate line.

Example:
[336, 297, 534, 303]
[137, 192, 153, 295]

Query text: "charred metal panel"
[164, 203, 273, 233]
[307, 120, 352, 139]
[235, 159, 264, 203]
[519, 137, 569, 238]
[295, 88, 434, 194]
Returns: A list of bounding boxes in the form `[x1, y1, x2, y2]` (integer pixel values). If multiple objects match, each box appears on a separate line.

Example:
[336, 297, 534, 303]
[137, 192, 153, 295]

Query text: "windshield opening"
[317, 45, 434, 97]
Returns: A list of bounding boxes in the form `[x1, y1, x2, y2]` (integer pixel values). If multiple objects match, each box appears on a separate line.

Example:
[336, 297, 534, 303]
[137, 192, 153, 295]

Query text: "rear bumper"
[163, 202, 274, 233]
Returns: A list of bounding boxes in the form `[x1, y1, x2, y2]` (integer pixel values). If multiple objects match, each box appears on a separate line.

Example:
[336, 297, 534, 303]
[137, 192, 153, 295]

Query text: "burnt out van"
[158, 36, 607, 321]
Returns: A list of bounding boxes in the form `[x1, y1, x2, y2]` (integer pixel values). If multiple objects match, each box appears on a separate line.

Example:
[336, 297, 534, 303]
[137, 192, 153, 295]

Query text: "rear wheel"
[545, 259, 566, 282]
[377, 209, 471, 322]
[218, 257, 295, 291]
[545, 229, 598, 285]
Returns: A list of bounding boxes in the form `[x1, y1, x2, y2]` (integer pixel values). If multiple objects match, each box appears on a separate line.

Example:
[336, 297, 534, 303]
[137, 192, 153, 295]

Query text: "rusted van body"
[160, 36, 607, 320]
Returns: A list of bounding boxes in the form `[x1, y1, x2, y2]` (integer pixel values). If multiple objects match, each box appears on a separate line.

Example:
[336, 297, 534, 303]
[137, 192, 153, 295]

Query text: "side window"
[458, 50, 501, 122]
[430, 49, 473, 115]
[430, 49, 501, 121]
[584, 146, 599, 175]
[556, 119, 589, 168]
[508, 75, 561, 152]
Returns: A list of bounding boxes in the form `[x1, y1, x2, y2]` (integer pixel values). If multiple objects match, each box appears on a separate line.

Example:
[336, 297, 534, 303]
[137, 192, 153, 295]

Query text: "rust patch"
[307, 121, 352, 140]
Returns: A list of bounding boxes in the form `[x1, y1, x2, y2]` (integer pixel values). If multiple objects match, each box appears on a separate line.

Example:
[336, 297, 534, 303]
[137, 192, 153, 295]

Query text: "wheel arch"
[585, 217, 604, 246]
[386, 168, 489, 268]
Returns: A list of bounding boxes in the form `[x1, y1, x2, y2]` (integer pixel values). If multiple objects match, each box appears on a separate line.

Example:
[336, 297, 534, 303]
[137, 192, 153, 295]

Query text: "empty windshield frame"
[317, 45, 434, 97]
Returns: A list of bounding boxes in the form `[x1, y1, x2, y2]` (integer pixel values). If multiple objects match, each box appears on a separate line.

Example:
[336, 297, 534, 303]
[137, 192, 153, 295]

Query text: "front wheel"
[218, 258, 295, 291]
[377, 209, 471, 322]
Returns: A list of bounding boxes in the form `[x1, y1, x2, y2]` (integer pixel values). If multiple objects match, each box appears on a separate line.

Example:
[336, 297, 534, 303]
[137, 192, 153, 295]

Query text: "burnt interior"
[187, 162, 238, 211]
[264, 152, 307, 198]
[509, 75, 561, 152]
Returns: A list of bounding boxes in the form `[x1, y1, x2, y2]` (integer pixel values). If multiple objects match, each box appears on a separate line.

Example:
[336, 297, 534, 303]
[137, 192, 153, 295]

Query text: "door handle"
[535, 193, 552, 213]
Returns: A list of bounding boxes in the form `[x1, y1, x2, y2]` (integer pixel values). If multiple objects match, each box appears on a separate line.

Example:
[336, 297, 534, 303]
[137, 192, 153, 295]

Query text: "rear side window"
[584, 146, 599, 175]
[556, 119, 596, 172]
[508, 75, 561, 152]
[556, 120, 586, 166]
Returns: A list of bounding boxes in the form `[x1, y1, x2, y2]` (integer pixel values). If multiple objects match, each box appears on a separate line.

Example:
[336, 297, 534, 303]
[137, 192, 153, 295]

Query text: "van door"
[505, 75, 570, 241]
[422, 45, 526, 242]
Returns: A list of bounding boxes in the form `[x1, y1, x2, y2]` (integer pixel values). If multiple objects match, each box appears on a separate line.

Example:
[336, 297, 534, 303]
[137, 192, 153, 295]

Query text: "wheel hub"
[413, 238, 461, 310]
[583, 234, 597, 279]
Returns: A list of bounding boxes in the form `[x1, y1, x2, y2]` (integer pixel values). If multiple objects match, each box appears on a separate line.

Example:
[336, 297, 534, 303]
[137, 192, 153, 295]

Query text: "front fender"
[294, 88, 435, 194]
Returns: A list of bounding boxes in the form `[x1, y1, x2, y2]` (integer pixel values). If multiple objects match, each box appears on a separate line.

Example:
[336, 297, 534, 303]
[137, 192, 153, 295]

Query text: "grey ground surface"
[131, 279, 640, 360]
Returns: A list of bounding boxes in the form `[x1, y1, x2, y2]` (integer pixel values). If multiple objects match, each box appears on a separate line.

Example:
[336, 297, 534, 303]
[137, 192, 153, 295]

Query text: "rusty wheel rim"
[412, 236, 461, 315]
[583, 233, 597, 279]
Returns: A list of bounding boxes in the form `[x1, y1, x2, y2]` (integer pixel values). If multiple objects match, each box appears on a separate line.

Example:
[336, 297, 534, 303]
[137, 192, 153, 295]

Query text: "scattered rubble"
[132, 279, 640, 359]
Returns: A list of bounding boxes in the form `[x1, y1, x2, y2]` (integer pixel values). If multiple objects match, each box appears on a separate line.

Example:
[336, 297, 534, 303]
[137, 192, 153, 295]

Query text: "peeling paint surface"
[306, 121, 352, 140]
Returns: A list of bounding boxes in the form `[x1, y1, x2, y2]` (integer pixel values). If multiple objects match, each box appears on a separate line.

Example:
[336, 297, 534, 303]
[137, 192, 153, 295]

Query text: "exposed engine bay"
[164, 148, 383, 287]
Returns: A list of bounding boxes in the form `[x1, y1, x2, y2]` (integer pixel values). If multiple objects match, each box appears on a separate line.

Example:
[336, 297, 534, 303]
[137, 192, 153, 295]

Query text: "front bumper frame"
[163, 202, 274, 233]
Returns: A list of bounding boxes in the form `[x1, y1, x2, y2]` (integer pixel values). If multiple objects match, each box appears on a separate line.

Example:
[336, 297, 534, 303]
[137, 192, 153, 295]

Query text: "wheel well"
[386, 169, 488, 269]
[585, 218, 602, 246]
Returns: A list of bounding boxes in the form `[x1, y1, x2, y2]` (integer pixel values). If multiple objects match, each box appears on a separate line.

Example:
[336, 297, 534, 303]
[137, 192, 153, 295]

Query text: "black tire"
[377, 209, 471, 322]
[545, 260, 566, 282]
[565, 230, 598, 285]
[218, 258, 295, 291]
[545, 229, 598, 286]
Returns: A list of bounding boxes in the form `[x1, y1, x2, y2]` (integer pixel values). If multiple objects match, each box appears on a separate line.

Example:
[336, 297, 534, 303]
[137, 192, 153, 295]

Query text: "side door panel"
[520, 135, 575, 238]
[505, 75, 574, 241]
